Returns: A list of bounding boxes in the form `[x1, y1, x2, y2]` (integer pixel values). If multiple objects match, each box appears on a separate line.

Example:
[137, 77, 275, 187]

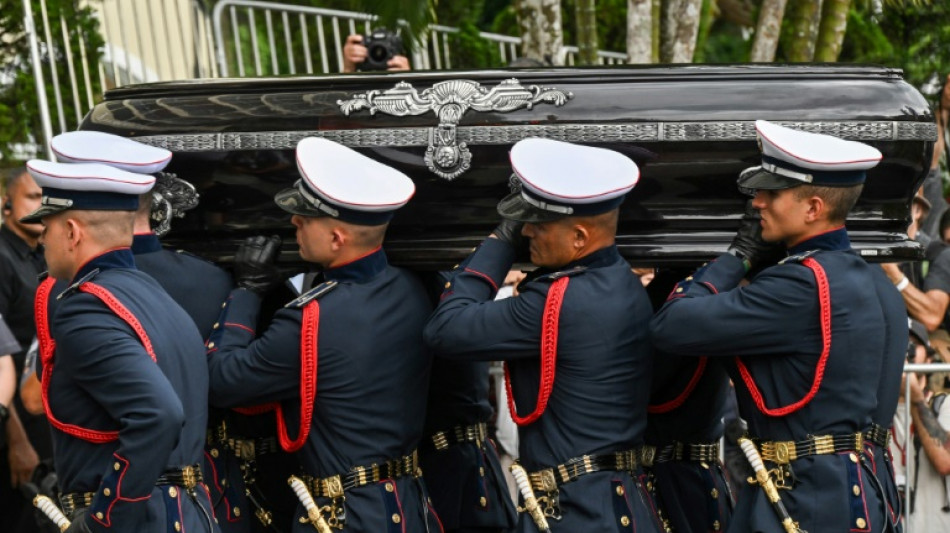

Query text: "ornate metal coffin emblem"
[337, 78, 573, 180]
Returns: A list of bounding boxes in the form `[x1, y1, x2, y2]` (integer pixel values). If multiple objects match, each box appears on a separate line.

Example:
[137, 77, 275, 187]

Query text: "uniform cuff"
[462, 238, 517, 293]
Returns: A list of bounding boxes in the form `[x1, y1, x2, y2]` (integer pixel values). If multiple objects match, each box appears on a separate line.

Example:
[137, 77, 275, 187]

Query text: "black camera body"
[358, 28, 403, 71]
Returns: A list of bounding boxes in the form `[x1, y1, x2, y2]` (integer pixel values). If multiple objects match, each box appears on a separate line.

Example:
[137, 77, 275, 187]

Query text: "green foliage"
[446, 20, 500, 69]
[840, 1, 950, 90]
[0, 0, 103, 164]
[700, 20, 752, 64]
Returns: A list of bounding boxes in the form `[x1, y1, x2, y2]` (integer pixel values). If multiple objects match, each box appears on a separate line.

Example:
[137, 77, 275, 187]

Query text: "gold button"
[856, 517, 867, 529]
[221, 478, 227, 487]
[615, 485, 625, 496]
[175, 521, 182, 532]
[210, 448, 219, 458]
[646, 481, 653, 491]
[169, 487, 178, 498]
[853, 484, 861, 496]
[96, 512, 104, 520]
[685, 276, 693, 281]
[479, 496, 487, 507]
[114, 462, 121, 471]
[213, 322, 219, 329]
[208, 342, 215, 349]
[620, 516, 630, 527]
[234, 507, 241, 517]
[713, 520, 721, 531]
[385, 482, 394, 492]
[222, 302, 227, 308]
[479, 467, 485, 476]
[444, 282, 451, 288]
[103, 488, 111, 497]
[675, 287, 683, 293]
[392, 513, 401, 524]
[452, 264, 459, 269]
[710, 488, 718, 499]
[849, 453, 859, 464]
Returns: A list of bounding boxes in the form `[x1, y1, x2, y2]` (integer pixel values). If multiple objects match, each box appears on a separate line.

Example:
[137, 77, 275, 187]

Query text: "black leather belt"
[155, 464, 203, 490]
[758, 432, 865, 465]
[865, 423, 889, 448]
[527, 449, 640, 493]
[60, 491, 94, 518]
[429, 422, 487, 451]
[301, 450, 420, 498]
[642, 441, 721, 466]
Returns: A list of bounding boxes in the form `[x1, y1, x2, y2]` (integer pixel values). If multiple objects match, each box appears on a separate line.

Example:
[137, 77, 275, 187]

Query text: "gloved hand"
[234, 235, 282, 296]
[64, 508, 92, 533]
[491, 218, 525, 249]
[728, 202, 782, 271]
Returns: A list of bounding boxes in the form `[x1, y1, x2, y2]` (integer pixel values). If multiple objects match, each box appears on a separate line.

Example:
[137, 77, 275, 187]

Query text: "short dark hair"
[793, 184, 864, 223]
[2, 166, 29, 195]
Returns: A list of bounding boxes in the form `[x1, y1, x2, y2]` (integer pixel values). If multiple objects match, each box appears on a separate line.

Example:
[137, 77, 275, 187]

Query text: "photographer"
[342, 32, 410, 73]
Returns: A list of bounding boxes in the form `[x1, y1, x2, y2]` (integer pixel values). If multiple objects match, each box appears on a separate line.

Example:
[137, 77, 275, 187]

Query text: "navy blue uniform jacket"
[40, 249, 214, 533]
[424, 238, 662, 533]
[646, 354, 733, 533]
[130, 234, 248, 533]
[650, 228, 906, 533]
[420, 272, 517, 531]
[206, 248, 440, 533]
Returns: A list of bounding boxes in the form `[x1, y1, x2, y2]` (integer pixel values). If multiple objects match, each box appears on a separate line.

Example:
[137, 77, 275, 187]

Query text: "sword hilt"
[738, 438, 808, 533]
[33, 495, 70, 532]
[288, 476, 333, 533]
[509, 463, 551, 533]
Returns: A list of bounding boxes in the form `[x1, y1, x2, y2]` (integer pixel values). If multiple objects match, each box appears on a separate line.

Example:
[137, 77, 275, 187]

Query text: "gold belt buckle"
[182, 465, 198, 490]
[773, 441, 794, 464]
[323, 475, 344, 499]
[538, 469, 558, 492]
[641, 445, 656, 467]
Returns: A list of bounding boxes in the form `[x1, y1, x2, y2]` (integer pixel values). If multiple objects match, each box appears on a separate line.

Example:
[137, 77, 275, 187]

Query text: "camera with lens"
[358, 28, 404, 71]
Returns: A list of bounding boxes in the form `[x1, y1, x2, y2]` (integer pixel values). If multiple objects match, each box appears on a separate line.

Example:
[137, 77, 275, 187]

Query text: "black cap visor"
[496, 192, 567, 223]
[736, 166, 805, 196]
[274, 187, 329, 217]
[20, 203, 68, 224]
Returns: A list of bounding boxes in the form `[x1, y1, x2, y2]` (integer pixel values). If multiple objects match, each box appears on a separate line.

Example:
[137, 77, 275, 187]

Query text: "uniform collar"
[322, 246, 388, 284]
[72, 247, 136, 284]
[131, 233, 162, 254]
[0, 224, 36, 258]
[565, 244, 622, 270]
[787, 226, 851, 256]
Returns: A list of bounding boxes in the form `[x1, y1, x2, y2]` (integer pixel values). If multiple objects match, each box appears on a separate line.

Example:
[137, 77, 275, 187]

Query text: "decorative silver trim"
[762, 161, 813, 183]
[337, 79, 573, 180]
[132, 120, 936, 153]
[150, 173, 200, 237]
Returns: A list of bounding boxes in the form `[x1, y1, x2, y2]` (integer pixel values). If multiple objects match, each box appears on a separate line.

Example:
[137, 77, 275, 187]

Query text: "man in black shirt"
[0, 166, 48, 533]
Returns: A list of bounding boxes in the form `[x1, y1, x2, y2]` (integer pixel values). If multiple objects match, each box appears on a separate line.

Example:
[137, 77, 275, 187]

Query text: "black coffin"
[81, 64, 936, 268]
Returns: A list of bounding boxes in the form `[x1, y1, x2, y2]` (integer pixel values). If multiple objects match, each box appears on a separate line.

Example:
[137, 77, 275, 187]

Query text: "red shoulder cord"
[38, 280, 158, 443]
[647, 357, 708, 414]
[735, 257, 831, 417]
[505, 277, 569, 426]
[272, 300, 319, 452]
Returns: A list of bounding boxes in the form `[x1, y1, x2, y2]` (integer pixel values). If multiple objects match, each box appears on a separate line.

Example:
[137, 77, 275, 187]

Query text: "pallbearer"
[205, 138, 439, 532]
[425, 138, 663, 532]
[651, 121, 907, 533]
[27, 160, 218, 533]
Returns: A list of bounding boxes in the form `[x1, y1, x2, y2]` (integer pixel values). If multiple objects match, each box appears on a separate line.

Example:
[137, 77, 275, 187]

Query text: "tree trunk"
[627, 0, 652, 64]
[750, 0, 789, 62]
[661, 0, 703, 63]
[514, 0, 564, 65]
[784, 0, 823, 62]
[652, 0, 661, 63]
[814, 0, 850, 62]
[574, 0, 598, 65]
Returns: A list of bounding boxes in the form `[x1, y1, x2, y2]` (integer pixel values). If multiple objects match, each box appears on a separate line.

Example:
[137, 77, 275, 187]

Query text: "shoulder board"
[537, 265, 588, 282]
[778, 250, 819, 265]
[57, 269, 100, 300]
[285, 280, 339, 309]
